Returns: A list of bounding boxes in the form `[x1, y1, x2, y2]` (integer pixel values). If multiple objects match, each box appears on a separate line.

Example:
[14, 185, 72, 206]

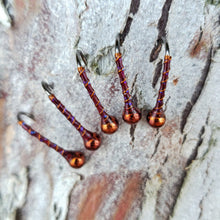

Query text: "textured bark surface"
[0, 0, 220, 219]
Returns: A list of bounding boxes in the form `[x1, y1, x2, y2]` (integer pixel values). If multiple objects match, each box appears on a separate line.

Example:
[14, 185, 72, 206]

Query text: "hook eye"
[115, 33, 121, 54]
[76, 50, 88, 67]
[41, 81, 54, 95]
[17, 112, 35, 122]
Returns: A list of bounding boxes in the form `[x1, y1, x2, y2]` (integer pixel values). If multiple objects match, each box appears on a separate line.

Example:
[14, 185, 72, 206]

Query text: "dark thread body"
[49, 94, 85, 135]
[115, 53, 133, 108]
[18, 120, 85, 168]
[154, 55, 171, 110]
[48, 94, 101, 150]
[78, 67, 108, 120]
[77, 66, 119, 134]
[115, 53, 141, 124]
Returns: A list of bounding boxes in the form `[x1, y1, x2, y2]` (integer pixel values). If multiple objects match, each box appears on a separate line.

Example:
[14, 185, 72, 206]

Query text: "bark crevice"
[120, 0, 141, 44]
[150, 0, 173, 62]
[180, 47, 213, 133]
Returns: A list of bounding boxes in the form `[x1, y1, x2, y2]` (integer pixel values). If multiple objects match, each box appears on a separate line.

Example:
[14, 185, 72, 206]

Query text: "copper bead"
[101, 116, 119, 134]
[123, 106, 142, 124]
[84, 132, 101, 150]
[147, 109, 166, 127]
[68, 152, 85, 168]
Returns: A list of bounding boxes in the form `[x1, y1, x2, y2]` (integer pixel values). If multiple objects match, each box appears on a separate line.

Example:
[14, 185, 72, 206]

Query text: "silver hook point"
[76, 50, 87, 68]
[115, 33, 121, 54]
[42, 81, 54, 95]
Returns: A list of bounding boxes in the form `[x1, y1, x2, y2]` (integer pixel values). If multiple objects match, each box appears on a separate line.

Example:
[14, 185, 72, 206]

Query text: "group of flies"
[18, 34, 172, 169]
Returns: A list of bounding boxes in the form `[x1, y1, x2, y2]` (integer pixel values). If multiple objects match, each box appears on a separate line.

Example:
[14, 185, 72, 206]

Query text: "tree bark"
[0, 0, 220, 219]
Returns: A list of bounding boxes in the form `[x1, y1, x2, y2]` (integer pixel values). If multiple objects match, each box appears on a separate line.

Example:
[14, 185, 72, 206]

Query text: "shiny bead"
[67, 152, 85, 168]
[83, 131, 101, 150]
[123, 106, 142, 124]
[147, 109, 166, 127]
[101, 116, 119, 134]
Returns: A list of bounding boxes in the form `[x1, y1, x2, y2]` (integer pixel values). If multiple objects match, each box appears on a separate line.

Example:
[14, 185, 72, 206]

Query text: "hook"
[77, 52, 119, 133]
[43, 82, 102, 150]
[114, 34, 142, 124]
[76, 50, 87, 67]
[17, 112, 35, 123]
[17, 111, 85, 168]
[115, 33, 121, 54]
[41, 81, 54, 95]
[161, 36, 170, 56]
[147, 37, 171, 128]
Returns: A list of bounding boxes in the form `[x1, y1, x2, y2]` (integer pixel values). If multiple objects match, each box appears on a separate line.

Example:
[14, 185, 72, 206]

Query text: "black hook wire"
[17, 112, 35, 122]
[161, 36, 170, 56]
[41, 81, 54, 95]
[115, 33, 121, 54]
[76, 50, 88, 67]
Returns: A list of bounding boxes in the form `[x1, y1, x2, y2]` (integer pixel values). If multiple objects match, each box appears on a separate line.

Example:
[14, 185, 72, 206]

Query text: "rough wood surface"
[0, 0, 220, 219]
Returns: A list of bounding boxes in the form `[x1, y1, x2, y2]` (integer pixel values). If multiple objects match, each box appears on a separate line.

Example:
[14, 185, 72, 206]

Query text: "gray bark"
[0, 0, 220, 219]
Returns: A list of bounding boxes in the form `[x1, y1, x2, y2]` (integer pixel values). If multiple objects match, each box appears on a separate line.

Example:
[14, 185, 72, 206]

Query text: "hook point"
[115, 33, 121, 54]
[161, 36, 170, 55]
[76, 50, 87, 67]
[42, 81, 54, 95]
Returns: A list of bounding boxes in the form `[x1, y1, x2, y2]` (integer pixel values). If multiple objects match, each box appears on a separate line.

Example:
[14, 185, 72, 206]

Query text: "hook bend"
[17, 112, 35, 123]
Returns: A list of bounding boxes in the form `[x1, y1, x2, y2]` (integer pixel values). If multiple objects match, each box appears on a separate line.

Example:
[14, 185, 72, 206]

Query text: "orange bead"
[69, 152, 85, 168]
[101, 116, 119, 134]
[84, 132, 101, 150]
[147, 109, 166, 128]
[123, 106, 142, 124]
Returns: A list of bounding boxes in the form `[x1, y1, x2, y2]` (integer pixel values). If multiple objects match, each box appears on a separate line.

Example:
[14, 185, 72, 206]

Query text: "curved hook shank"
[42, 81, 54, 95]
[17, 112, 35, 123]
[76, 50, 87, 67]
